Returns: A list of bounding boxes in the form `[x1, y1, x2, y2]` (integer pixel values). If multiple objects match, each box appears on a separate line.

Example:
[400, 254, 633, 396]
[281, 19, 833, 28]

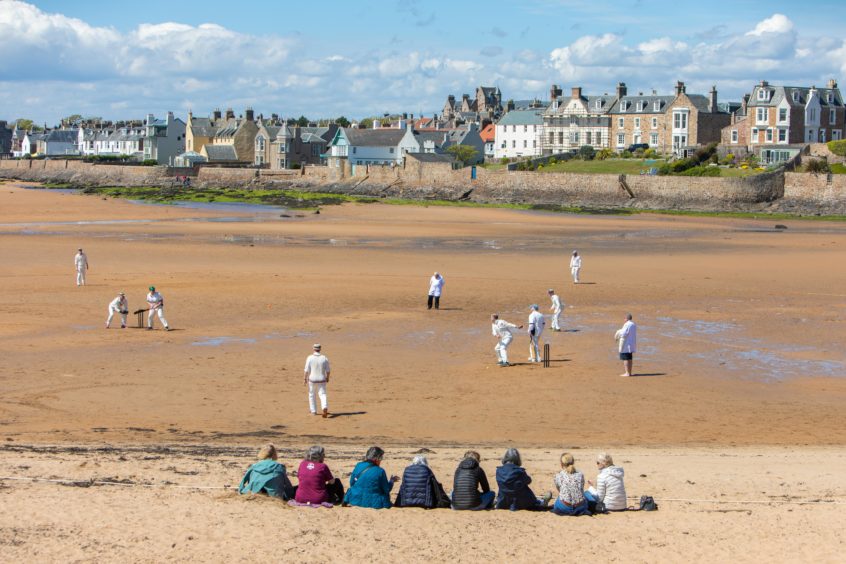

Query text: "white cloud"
[746, 13, 793, 36]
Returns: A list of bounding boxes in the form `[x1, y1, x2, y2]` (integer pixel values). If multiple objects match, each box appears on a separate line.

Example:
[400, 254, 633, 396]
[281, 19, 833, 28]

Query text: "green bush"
[804, 159, 830, 173]
[140, 159, 158, 166]
[678, 165, 721, 177]
[500, 157, 509, 165]
[670, 158, 695, 173]
[547, 157, 557, 166]
[827, 139, 846, 156]
[720, 153, 735, 166]
[643, 148, 658, 159]
[693, 142, 718, 164]
[620, 150, 633, 159]
[596, 148, 614, 160]
[577, 145, 596, 160]
[656, 163, 671, 176]
[291, 162, 301, 169]
[634, 148, 645, 158]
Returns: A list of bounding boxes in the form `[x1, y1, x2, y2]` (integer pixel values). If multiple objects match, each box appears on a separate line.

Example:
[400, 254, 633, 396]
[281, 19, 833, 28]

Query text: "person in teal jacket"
[238, 444, 296, 500]
[343, 446, 399, 509]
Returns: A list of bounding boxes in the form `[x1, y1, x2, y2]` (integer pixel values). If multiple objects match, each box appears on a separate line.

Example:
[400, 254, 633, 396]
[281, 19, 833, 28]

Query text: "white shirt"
[615, 320, 637, 353]
[550, 294, 562, 312]
[570, 255, 581, 269]
[74, 252, 88, 269]
[146, 291, 164, 309]
[109, 296, 127, 312]
[528, 310, 545, 335]
[492, 319, 518, 339]
[304, 353, 331, 383]
[428, 275, 444, 297]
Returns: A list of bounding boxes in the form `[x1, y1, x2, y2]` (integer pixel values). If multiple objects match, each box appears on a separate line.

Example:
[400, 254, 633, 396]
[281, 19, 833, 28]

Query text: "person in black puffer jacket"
[494, 448, 552, 511]
[395, 455, 450, 509]
[452, 450, 494, 510]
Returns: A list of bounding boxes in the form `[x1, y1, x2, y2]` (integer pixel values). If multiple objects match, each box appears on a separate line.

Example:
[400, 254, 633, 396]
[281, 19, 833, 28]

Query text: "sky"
[2, 0, 846, 125]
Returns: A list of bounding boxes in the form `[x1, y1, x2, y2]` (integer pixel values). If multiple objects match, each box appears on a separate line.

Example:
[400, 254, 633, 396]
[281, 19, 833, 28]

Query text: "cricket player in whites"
[146, 286, 170, 331]
[569, 251, 581, 284]
[74, 248, 88, 286]
[304, 344, 331, 418]
[106, 292, 128, 329]
[548, 289, 563, 331]
[491, 314, 522, 367]
[528, 304, 546, 363]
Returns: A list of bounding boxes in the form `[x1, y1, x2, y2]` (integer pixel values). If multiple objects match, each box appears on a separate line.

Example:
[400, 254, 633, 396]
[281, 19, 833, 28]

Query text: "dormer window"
[595, 100, 603, 109]
[758, 89, 769, 101]
[637, 101, 645, 112]
[653, 101, 661, 111]
[827, 92, 834, 103]
[792, 91, 799, 103]
[620, 101, 627, 113]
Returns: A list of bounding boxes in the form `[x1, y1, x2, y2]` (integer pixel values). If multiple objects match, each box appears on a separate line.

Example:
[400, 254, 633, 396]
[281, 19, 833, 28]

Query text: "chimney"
[225, 108, 235, 120]
[741, 93, 749, 115]
[448, 94, 455, 104]
[507, 99, 515, 112]
[759, 80, 769, 88]
[146, 113, 154, 125]
[245, 108, 254, 121]
[213, 108, 222, 120]
[675, 81, 686, 96]
[709, 86, 717, 113]
[616, 82, 627, 98]
[571, 86, 582, 99]
[828, 78, 838, 89]
[550, 84, 562, 100]
[402, 112, 408, 120]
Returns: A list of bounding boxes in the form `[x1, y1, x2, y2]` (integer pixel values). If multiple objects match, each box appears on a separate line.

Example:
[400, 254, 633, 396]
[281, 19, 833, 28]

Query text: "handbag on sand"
[639, 495, 658, 511]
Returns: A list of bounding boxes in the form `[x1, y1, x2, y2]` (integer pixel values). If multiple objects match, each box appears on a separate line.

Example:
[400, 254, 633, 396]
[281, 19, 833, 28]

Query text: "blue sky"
[2, 0, 845, 124]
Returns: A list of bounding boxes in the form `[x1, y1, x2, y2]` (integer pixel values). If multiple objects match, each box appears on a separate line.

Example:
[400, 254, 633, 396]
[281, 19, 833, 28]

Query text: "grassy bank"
[31, 184, 846, 222]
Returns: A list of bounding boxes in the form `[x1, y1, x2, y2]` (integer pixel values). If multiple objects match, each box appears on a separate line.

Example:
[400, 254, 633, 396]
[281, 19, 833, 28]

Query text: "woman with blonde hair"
[238, 443, 297, 500]
[585, 452, 627, 512]
[551, 453, 590, 516]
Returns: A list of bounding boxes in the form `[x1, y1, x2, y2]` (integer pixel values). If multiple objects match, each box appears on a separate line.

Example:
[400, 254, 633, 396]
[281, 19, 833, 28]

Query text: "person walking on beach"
[491, 314, 522, 367]
[548, 289, 563, 332]
[614, 313, 637, 377]
[528, 304, 545, 363]
[74, 248, 88, 286]
[304, 343, 330, 418]
[146, 286, 170, 331]
[569, 251, 581, 284]
[427, 272, 444, 310]
[105, 292, 128, 329]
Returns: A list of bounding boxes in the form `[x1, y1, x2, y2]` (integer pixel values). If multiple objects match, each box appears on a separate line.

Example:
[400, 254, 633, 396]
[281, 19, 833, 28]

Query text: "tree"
[578, 145, 596, 160]
[335, 116, 351, 128]
[62, 114, 83, 126]
[15, 118, 42, 131]
[446, 144, 479, 167]
[295, 115, 310, 127]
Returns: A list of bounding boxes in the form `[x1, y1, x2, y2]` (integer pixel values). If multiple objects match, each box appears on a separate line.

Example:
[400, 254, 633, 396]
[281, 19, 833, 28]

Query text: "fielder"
[548, 289, 563, 331]
[427, 272, 445, 310]
[106, 292, 128, 329]
[528, 304, 546, 363]
[146, 286, 170, 331]
[74, 248, 88, 286]
[491, 314, 522, 367]
[569, 250, 581, 284]
[304, 343, 331, 417]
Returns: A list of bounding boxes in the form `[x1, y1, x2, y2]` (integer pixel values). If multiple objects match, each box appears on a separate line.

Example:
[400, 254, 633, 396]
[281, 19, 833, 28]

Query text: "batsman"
[146, 286, 170, 331]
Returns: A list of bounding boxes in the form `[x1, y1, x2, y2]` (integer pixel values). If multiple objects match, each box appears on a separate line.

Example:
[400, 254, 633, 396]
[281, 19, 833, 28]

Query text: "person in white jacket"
[74, 248, 89, 286]
[427, 272, 445, 310]
[548, 289, 563, 331]
[491, 314, 522, 366]
[304, 343, 331, 417]
[614, 313, 637, 377]
[527, 304, 546, 363]
[586, 452, 627, 512]
[146, 286, 170, 331]
[105, 292, 128, 329]
[569, 251, 581, 284]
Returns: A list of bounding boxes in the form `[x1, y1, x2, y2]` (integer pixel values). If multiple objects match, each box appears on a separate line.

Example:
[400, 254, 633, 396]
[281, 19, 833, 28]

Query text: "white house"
[39, 129, 79, 156]
[328, 126, 420, 166]
[494, 109, 544, 159]
[143, 112, 187, 164]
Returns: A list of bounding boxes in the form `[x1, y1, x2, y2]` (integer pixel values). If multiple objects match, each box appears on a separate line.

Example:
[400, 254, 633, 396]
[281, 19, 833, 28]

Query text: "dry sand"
[1, 180, 845, 562]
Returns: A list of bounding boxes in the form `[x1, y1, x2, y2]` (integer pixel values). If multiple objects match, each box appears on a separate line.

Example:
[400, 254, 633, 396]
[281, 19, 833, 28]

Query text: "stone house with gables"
[542, 84, 616, 153]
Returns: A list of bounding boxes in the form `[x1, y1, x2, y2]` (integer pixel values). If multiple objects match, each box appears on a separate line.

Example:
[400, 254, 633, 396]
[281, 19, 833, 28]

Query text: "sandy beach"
[1, 180, 845, 562]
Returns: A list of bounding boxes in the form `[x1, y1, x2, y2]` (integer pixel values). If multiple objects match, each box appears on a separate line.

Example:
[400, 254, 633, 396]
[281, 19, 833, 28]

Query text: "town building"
[494, 108, 545, 159]
[257, 123, 338, 169]
[0, 121, 12, 156]
[327, 126, 420, 169]
[542, 84, 616, 154]
[143, 112, 186, 164]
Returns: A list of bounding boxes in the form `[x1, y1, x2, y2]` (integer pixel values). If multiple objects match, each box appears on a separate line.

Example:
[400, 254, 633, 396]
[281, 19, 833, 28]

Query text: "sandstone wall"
[784, 172, 846, 207]
[0, 159, 167, 185]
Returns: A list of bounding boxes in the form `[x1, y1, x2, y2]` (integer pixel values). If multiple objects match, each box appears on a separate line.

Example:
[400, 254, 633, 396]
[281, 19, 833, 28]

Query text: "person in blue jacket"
[238, 443, 297, 500]
[395, 455, 450, 509]
[343, 446, 399, 509]
[494, 448, 552, 511]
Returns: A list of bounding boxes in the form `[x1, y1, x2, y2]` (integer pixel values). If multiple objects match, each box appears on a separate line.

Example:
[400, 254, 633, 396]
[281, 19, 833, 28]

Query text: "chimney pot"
[571, 86, 582, 99]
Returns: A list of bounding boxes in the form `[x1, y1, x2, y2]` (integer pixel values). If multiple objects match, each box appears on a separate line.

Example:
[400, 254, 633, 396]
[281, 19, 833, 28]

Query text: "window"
[558, 132, 564, 144]
[352, 147, 357, 154]
[278, 143, 286, 153]
[673, 112, 688, 129]
[549, 132, 554, 144]
[617, 133, 625, 146]
[779, 108, 787, 122]
[389, 148, 394, 153]
[833, 131, 842, 141]
[650, 133, 658, 145]
[532, 125, 536, 132]
[255, 135, 265, 151]
[820, 130, 826, 142]
[618, 118, 624, 128]
[634, 118, 641, 129]
[523, 140, 527, 148]
[792, 91, 799, 102]
[758, 89, 768, 101]
[620, 102, 627, 113]
[778, 129, 786, 142]
[756, 108, 768, 123]
[766, 129, 773, 142]
[570, 132, 579, 144]
[652, 117, 657, 129]
[731, 130, 738, 143]
[830, 109, 837, 125]
[637, 101, 645, 112]
[512, 140, 516, 148]
[512, 125, 516, 132]
[586, 131, 592, 145]
[827, 92, 834, 103]
[533, 140, 536, 148]
[523, 125, 527, 132]
[595, 100, 603, 109]
[278, 158, 285, 168]
[653, 101, 661, 111]
[809, 108, 817, 121]
[751, 128, 758, 142]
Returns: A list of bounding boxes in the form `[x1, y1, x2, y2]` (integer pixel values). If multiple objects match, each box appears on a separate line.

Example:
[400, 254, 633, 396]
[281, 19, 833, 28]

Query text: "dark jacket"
[343, 461, 393, 509]
[395, 464, 440, 508]
[452, 457, 491, 510]
[495, 463, 539, 511]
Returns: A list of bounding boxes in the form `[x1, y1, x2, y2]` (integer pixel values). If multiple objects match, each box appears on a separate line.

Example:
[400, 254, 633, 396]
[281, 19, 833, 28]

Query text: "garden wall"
[784, 172, 846, 207]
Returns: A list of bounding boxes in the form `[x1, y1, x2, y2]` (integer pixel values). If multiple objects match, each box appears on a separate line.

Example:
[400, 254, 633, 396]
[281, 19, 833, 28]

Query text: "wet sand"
[1, 181, 845, 561]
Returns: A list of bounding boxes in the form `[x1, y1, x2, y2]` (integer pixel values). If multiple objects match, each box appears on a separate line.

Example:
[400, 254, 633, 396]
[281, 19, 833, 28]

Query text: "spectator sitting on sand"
[551, 453, 590, 516]
[294, 445, 344, 506]
[494, 448, 552, 511]
[451, 450, 494, 510]
[343, 446, 399, 509]
[238, 443, 296, 500]
[395, 455, 450, 509]
[585, 452, 628, 512]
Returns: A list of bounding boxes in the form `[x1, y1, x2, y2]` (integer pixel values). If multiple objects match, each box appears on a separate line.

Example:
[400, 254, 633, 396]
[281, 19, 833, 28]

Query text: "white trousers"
[148, 307, 168, 328]
[571, 267, 580, 283]
[551, 310, 561, 330]
[76, 267, 86, 286]
[495, 333, 513, 363]
[308, 381, 328, 413]
[529, 332, 543, 361]
[106, 307, 127, 328]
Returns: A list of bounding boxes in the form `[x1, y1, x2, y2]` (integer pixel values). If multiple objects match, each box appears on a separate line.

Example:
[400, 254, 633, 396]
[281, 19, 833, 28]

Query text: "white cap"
[313, 343, 321, 350]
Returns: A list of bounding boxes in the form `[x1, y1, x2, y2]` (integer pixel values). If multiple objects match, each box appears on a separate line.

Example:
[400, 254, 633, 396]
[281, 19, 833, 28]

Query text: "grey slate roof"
[203, 144, 239, 161]
[343, 128, 409, 147]
[45, 129, 79, 143]
[497, 109, 544, 126]
[609, 95, 674, 114]
[406, 152, 456, 164]
[190, 117, 218, 137]
[748, 85, 844, 108]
